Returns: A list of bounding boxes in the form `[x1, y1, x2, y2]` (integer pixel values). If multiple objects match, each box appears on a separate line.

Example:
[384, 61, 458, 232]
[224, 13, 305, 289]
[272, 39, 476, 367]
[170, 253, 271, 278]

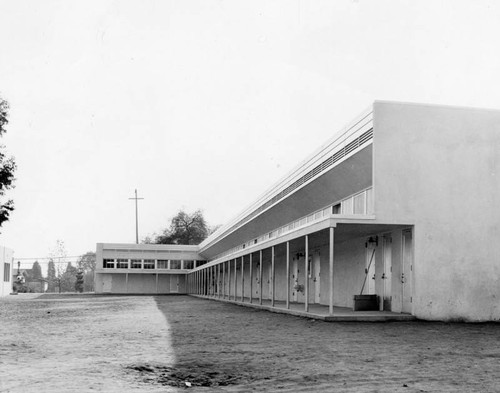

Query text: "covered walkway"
[187, 215, 415, 322]
[191, 295, 415, 322]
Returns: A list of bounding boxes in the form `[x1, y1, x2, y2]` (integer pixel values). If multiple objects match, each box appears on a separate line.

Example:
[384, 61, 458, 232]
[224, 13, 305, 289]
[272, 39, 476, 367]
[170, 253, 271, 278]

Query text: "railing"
[210, 187, 373, 262]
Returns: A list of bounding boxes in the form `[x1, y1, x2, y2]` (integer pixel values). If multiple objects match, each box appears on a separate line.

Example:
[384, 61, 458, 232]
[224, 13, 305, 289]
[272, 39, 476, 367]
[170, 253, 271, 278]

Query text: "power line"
[14, 255, 85, 260]
[17, 260, 81, 264]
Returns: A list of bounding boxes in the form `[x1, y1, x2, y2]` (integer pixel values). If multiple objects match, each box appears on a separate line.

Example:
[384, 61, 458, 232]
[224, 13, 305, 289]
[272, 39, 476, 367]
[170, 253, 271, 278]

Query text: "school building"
[95, 101, 500, 322]
[0, 245, 14, 296]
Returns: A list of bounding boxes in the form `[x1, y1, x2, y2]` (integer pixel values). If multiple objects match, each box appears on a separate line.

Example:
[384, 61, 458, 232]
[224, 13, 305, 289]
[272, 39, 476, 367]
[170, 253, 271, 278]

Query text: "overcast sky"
[1, 0, 499, 268]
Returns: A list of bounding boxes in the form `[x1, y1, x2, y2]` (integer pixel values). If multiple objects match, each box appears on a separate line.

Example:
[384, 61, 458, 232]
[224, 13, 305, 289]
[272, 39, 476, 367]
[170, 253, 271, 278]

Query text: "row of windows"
[341, 188, 374, 215]
[213, 187, 374, 261]
[102, 259, 207, 270]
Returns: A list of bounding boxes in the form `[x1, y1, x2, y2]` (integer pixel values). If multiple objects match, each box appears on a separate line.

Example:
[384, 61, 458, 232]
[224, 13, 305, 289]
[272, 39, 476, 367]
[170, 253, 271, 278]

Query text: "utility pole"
[129, 189, 144, 244]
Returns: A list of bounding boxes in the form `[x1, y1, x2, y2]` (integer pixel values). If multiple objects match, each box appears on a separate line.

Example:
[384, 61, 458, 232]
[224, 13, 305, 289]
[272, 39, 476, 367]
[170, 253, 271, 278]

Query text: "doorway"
[292, 258, 298, 302]
[382, 235, 392, 310]
[102, 275, 112, 293]
[401, 229, 413, 313]
[313, 252, 321, 304]
[268, 263, 273, 300]
[365, 247, 376, 294]
[170, 275, 179, 293]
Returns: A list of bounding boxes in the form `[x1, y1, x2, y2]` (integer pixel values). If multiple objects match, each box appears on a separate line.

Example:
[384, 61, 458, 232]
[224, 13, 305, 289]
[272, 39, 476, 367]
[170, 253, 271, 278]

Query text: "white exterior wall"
[373, 102, 500, 321]
[0, 246, 13, 296]
[95, 243, 202, 294]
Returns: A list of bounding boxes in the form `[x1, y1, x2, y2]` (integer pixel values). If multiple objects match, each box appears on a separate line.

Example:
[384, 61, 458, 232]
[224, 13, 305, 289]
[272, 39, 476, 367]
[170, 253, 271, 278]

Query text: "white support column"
[249, 253, 253, 304]
[241, 256, 244, 302]
[217, 263, 221, 299]
[223, 261, 226, 298]
[233, 259, 237, 301]
[206, 268, 209, 296]
[228, 260, 232, 299]
[259, 250, 263, 305]
[210, 266, 213, 296]
[212, 266, 215, 297]
[215, 265, 218, 297]
[271, 246, 275, 307]
[286, 241, 290, 309]
[305, 235, 309, 313]
[211, 266, 214, 296]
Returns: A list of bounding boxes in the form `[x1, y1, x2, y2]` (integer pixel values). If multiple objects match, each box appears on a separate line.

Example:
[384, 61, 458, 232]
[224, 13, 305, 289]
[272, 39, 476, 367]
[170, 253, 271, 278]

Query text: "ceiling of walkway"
[200, 145, 373, 259]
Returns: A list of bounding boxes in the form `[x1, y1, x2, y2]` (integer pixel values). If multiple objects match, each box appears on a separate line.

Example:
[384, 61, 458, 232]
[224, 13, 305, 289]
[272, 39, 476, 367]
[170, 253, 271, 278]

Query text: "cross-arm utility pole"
[129, 189, 144, 244]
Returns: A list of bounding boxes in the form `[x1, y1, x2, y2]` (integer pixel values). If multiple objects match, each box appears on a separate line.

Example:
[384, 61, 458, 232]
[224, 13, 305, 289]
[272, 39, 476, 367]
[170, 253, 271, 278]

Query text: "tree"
[76, 251, 96, 292]
[31, 261, 43, 280]
[48, 240, 67, 293]
[75, 269, 84, 293]
[47, 260, 57, 292]
[154, 209, 209, 245]
[76, 251, 96, 272]
[60, 262, 77, 292]
[0, 96, 17, 230]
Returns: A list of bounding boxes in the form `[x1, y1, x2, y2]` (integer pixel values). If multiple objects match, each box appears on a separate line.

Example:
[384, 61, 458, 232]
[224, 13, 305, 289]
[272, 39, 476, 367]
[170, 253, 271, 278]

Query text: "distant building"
[0, 246, 14, 296]
[95, 101, 500, 322]
[95, 244, 206, 294]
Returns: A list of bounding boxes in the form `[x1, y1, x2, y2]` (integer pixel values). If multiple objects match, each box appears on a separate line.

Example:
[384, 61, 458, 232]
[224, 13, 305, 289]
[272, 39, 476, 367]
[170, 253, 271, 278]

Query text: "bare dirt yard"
[1, 294, 499, 393]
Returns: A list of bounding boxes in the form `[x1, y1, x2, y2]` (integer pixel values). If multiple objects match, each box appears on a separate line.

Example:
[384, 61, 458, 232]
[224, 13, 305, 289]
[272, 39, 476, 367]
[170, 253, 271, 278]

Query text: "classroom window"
[157, 260, 168, 269]
[341, 197, 353, 214]
[103, 259, 115, 268]
[131, 259, 142, 269]
[117, 259, 129, 269]
[143, 259, 155, 269]
[170, 260, 181, 269]
[366, 187, 374, 214]
[353, 192, 366, 214]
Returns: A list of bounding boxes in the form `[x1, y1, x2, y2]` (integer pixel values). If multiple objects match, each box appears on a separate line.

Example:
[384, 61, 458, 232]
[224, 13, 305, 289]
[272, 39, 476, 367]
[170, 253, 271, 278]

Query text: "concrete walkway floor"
[190, 294, 416, 322]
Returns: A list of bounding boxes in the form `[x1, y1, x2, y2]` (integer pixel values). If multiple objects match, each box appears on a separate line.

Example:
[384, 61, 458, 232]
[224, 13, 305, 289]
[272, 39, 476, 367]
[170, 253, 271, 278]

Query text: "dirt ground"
[1, 294, 499, 392]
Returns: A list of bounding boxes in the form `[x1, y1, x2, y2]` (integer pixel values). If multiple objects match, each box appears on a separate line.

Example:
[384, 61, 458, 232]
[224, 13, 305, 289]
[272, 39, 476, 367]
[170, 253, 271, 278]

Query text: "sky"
[1, 0, 500, 270]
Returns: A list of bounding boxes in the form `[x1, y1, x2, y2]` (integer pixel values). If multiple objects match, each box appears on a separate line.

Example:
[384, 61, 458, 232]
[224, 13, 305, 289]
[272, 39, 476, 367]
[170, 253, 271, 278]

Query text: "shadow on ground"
[121, 295, 500, 392]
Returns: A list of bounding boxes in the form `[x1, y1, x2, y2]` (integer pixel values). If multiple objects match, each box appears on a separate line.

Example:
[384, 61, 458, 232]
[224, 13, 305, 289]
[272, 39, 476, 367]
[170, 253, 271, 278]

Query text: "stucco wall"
[374, 102, 500, 321]
[331, 237, 366, 308]
[0, 246, 14, 296]
[158, 274, 171, 293]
